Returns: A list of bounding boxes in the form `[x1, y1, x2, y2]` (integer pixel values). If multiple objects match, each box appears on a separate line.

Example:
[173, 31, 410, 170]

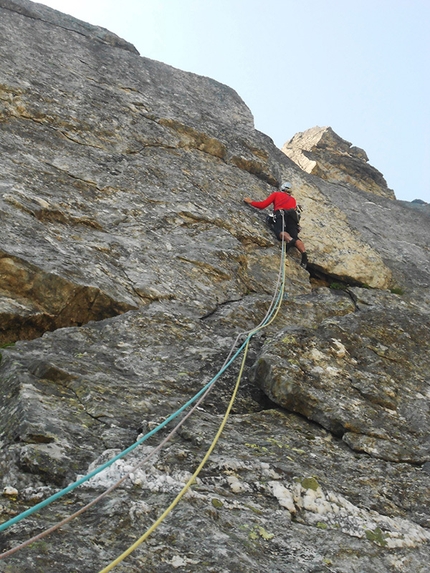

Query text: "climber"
[243, 182, 308, 268]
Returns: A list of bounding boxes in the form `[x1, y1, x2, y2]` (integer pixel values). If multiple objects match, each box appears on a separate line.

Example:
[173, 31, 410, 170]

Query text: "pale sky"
[38, 0, 429, 203]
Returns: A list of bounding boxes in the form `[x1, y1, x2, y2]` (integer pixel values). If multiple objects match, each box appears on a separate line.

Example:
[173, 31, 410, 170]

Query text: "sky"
[39, 0, 430, 203]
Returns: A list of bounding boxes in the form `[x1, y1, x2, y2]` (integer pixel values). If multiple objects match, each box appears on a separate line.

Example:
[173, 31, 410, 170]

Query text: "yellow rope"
[98, 341, 250, 573]
[98, 253, 286, 573]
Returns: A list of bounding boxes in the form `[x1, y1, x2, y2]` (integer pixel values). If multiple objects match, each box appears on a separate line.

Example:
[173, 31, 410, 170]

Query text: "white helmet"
[280, 181, 292, 192]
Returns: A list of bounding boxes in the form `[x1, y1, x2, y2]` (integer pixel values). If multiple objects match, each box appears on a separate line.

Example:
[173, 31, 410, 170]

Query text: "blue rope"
[0, 297, 282, 532]
[1, 241, 286, 533]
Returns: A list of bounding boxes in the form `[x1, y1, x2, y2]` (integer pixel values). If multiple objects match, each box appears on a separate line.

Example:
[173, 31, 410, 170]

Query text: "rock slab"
[0, 1, 429, 572]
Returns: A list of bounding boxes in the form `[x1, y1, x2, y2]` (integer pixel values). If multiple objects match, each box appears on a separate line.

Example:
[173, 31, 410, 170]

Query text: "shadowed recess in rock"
[0, 252, 137, 344]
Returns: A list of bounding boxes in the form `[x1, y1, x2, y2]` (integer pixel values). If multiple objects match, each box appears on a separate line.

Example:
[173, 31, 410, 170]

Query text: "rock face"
[255, 288, 430, 464]
[1, 1, 430, 572]
[282, 126, 396, 199]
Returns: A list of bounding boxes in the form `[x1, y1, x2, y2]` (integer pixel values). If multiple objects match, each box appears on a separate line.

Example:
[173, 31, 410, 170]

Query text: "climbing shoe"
[300, 252, 308, 269]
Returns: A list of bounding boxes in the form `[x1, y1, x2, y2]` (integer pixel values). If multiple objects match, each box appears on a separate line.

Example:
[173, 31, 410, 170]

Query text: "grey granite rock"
[254, 288, 430, 464]
[0, 1, 429, 572]
[282, 126, 395, 199]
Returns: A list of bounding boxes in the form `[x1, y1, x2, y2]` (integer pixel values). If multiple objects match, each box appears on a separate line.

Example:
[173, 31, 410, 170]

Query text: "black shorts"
[273, 209, 300, 241]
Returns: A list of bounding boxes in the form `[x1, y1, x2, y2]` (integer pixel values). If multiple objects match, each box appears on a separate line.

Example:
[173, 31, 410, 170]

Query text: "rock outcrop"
[282, 126, 396, 199]
[1, 1, 430, 572]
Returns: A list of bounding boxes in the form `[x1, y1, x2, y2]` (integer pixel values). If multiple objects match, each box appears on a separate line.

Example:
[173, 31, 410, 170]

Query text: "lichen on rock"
[0, 1, 430, 572]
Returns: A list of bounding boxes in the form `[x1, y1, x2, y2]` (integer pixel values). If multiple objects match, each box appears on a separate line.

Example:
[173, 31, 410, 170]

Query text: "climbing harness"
[266, 206, 302, 240]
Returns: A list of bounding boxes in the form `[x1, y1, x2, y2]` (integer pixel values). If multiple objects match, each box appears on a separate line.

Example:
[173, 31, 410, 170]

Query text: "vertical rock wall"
[0, 1, 429, 572]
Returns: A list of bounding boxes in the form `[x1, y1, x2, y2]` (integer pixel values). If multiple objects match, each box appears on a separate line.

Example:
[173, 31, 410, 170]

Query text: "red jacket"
[250, 191, 297, 211]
